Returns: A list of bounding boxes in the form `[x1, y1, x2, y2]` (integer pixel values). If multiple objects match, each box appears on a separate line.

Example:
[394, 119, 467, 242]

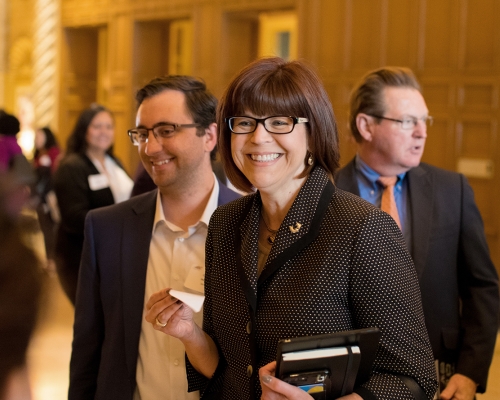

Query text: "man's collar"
[153, 173, 219, 232]
[355, 154, 407, 183]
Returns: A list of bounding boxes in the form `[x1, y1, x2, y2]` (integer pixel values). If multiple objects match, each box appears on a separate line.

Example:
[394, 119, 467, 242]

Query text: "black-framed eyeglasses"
[226, 116, 309, 134]
[127, 123, 201, 145]
[369, 115, 433, 130]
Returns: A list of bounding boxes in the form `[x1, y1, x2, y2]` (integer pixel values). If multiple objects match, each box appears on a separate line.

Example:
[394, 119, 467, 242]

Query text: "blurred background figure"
[33, 127, 61, 269]
[0, 175, 44, 400]
[0, 110, 36, 216]
[0, 110, 23, 173]
[34, 127, 60, 172]
[53, 104, 133, 305]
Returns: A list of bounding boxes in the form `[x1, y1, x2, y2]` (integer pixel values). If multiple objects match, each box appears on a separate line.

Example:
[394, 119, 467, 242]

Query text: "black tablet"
[275, 327, 381, 398]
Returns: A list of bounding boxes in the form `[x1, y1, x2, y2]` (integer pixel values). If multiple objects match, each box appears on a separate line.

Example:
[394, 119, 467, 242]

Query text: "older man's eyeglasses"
[127, 123, 201, 145]
[370, 115, 433, 130]
[226, 116, 309, 134]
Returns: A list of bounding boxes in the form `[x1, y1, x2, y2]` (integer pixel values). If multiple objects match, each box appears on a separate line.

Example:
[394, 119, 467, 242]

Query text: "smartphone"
[283, 369, 330, 400]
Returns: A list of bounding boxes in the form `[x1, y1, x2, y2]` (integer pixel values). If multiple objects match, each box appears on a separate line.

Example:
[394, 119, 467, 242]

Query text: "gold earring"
[307, 154, 313, 166]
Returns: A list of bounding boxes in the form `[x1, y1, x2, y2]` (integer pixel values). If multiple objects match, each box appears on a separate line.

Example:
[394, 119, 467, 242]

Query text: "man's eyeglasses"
[226, 116, 309, 134]
[127, 123, 201, 145]
[370, 115, 433, 130]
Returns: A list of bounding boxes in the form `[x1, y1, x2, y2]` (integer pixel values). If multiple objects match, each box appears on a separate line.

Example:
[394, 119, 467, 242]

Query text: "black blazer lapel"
[407, 166, 433, 278]
[259, 168, 335, 284]
[121, 190, 157, 378]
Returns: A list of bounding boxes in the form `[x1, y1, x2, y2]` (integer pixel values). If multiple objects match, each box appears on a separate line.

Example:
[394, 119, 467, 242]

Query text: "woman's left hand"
[259, 361, 363, 400]
[259, 361, 314, 400]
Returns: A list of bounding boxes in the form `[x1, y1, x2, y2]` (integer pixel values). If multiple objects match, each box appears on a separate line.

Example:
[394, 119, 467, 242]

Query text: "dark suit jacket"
[187, 167, 438, 400]
[53, 153, 127, 304]
[68, 183, 240, 400]
[335, 159, 499, 392]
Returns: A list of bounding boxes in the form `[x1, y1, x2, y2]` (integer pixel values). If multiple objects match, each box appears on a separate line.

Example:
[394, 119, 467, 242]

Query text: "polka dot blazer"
[187, 167, 438, 399]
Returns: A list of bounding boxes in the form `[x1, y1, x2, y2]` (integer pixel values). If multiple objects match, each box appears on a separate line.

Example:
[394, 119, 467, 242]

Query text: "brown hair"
[136, 76, 217, 132]
[217, 57, 339, 192]
[135, 75, 218, 159]
[349, 66, 421, 143]
[66, 104, 115, 156]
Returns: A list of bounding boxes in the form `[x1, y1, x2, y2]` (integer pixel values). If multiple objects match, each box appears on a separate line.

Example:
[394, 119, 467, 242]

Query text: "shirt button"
[247, 365, 253, 377]
[174, 359, 179, 366]
[246, 321, 252, 334]
[173, 273, 180, 281]
[178, 237, 184, 242]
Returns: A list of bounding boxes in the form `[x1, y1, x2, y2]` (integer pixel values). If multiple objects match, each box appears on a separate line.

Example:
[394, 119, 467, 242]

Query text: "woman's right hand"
[145, 288, 196, 339]
[146, 288, 220, 379]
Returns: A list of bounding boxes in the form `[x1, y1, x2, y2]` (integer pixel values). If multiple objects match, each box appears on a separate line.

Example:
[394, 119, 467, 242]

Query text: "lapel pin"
[289, 222, 302, 233]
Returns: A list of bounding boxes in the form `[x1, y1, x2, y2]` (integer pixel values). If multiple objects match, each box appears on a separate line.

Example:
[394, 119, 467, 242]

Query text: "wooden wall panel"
[420, 118, 454, 171]
[220, 12, 258, 88]
[107, 15, 135, 174]
[385, 0, 418, 67]
[348, 1, 382, 70]
[469, 179, 495, 227]
[421, 0, 456, 71]
[422, 82, 454, 111]
[192, 2, 219, 92]
[309, 0, 345, 74]
[459, 84, 498, 111]
[458, 119, 497, 158]
[59, 28, 98, 144]
[462, 0, 500, 71]
[133, 22, 169, 89]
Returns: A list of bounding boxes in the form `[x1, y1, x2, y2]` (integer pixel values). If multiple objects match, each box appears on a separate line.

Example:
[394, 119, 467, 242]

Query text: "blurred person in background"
[0, 111, 23, 173]
[0, 175, 44, 400]
[0, 110, 36, 213]
[34, 126, 60, 172]
[53, 104, 133, 305]
[33, 126, 61, 268]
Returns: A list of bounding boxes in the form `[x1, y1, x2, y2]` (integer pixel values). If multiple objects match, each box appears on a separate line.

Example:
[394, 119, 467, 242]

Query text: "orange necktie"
[377, 176, 401, 229]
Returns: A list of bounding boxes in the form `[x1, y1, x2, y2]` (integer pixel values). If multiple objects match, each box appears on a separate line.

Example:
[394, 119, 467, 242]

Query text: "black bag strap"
[396, 374, 429, 400]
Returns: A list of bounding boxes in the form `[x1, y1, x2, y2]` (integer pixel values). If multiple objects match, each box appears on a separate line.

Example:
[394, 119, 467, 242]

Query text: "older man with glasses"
[335, 66, 499, 400]
[69, 76, 240, 400]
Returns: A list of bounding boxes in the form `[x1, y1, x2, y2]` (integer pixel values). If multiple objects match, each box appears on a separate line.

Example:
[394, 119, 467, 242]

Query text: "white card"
[169, 289, 205, 313]
[88, 174, 110, 191]
[184, 265, 205, 294]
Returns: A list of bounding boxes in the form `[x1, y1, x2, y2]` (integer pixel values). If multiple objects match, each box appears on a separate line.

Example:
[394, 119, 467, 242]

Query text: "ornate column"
[32, 0, 58, 128]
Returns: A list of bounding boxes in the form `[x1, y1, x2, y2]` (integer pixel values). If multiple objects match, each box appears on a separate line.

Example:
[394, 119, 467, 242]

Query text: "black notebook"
[275, 327, 381, 399]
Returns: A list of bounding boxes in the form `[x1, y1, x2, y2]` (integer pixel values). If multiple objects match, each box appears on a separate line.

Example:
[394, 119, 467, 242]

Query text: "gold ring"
[155, 317, 167, 327]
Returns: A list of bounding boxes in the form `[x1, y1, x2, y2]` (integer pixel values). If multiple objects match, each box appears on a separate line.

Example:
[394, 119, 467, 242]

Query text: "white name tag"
[184, 265, 205, 294]
[88, 174, 110, 191]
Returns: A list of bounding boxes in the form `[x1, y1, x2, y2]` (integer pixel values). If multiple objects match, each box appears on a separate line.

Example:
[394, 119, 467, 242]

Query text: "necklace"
[261, 211, 278, 245]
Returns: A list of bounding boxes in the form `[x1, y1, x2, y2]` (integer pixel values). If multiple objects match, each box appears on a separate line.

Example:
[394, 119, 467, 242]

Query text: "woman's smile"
[249, 153, 282, 162]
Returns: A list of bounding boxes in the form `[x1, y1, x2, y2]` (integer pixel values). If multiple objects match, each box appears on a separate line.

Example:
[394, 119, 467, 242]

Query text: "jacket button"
[246, 321, 252, 334]
[247, 365, 253, 377]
